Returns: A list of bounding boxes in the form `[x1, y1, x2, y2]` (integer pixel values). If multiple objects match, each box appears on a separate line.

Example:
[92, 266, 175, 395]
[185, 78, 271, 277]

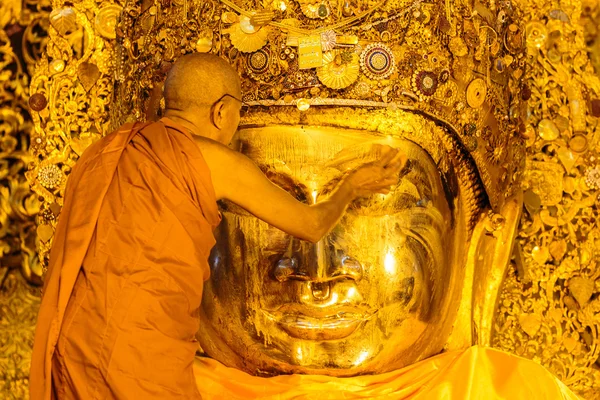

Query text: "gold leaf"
[77, 62, 101, 92]
[49, 202, 62, 216]
[519, 313, 542, 337]
[549, 240, 567, 261]
[449, 37, 468, 57]
[523, 189, 541, 215]
[49, 8, 77, 37]
[569, 276, 594, 307]
[557, 146, 579, 174]
[564, 337, 578, 353]
[37, 224, 54, 243]
[531, 246, 549, 265]
[95, 5, 123, 39]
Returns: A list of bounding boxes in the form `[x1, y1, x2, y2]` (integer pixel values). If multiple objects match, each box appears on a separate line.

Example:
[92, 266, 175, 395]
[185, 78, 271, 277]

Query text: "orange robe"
[193, 346, 579, 399]
[30, 118, 220, 399]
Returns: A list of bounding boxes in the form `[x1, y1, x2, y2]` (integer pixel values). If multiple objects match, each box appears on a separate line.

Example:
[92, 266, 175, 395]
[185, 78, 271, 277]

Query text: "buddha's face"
[198, 125, 469, 376]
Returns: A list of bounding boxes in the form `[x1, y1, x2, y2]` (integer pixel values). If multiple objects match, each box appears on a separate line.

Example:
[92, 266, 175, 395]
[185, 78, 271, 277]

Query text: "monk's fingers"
[379, 176, 399, 187]
[374, 183, 395, 194]
[366, 176, 398, 189]
[384, 151, 407, 170]
[373, 147, 399, 167]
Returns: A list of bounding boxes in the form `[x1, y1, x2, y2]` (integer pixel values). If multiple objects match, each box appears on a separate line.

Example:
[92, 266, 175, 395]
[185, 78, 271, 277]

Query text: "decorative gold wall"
[493, 2, 600, 397]
[0, 0, 48, 397]
[1, 0, 600, 398]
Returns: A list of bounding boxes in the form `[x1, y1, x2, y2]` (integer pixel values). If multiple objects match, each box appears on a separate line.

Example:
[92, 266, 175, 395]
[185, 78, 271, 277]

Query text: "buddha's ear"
[472, 191, 524, 346]
[445, 191, 523, 350]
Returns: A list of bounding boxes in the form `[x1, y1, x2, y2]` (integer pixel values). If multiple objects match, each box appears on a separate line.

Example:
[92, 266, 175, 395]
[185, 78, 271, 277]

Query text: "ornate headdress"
[114, 0, 527, 224]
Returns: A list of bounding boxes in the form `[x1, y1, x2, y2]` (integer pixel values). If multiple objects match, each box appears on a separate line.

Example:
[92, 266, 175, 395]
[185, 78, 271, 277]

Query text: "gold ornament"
[298, 34, 324, 69]
[316, 51, 359, 89]
[359, 43, 395, 80]
[249, 10, 275, 28]
[299, 1, 331, 19]
[569, 277, 594, 307]
[569, 134, 588, 153]
[537, 119, 560, 141]
[320, 30, 337, 51]
[77, 62, 101, 92]
[36, 224, 54, 244]
[196, 30, 213, 53]
[8, 0, 600, 396]
[221, 12, 239, 24]
[525, 21, 547, 48]
[37, 164, 64, 189]
[519, 313, 542, 337]
[49, 7, 77, 37]
[49, 59, 65, 74]
[296, 98, 310, 111]
[240, 15, 259, 34]
[466, 78, 487, 108]
[95, 4, 122, 39]
[226, 17, 270, 53]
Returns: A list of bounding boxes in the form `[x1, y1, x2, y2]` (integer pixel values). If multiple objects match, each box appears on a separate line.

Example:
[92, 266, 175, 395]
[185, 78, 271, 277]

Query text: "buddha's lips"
[261, 305, 376, 340]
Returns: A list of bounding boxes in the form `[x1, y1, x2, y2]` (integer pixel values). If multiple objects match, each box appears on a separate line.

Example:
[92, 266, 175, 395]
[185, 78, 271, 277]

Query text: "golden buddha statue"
[188, 0, 531, 380]
[193, 111, 578, 400]
[197, 108, 516, 376]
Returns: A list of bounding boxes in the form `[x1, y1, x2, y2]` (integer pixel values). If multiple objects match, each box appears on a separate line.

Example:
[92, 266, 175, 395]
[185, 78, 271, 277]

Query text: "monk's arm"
[202, 141, 402, 243]
[224, 155, 355, 243]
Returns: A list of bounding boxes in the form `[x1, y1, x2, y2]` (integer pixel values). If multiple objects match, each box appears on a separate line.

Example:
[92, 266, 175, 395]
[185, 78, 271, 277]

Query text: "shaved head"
[164, 53, 241, 112]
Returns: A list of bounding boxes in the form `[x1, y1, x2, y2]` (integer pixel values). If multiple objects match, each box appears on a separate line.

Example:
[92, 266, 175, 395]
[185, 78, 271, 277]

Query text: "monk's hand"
[345, 145, 407, 198]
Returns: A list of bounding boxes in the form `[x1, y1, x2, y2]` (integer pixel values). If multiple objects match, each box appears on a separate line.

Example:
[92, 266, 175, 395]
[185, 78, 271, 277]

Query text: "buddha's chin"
[231, 316, 435, 375]
[241, 345, 428, 377]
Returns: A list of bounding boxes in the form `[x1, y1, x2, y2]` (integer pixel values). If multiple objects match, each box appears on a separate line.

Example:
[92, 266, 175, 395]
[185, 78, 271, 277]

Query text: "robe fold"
[192, 346, 579, 399]
[29, 118, 220, 400]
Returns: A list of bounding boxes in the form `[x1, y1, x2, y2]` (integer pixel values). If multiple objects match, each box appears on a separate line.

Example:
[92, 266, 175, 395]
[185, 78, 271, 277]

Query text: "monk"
[29, 53, 404, 399]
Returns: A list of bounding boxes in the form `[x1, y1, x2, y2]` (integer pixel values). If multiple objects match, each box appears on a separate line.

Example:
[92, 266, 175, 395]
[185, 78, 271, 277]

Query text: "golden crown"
[113, 0, 527, 218]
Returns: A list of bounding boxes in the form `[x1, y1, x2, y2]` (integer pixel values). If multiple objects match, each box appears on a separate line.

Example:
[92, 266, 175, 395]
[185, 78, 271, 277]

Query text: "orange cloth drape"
[193, 346, 579, 399]
[30, 118, 220, 399]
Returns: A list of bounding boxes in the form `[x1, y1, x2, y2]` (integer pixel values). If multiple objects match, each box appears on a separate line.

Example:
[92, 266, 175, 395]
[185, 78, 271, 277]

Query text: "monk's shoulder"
[192, 136, 247, 171]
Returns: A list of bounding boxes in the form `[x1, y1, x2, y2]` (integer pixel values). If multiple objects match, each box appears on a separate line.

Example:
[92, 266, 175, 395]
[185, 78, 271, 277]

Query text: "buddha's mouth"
[261, 305, 376, 340]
